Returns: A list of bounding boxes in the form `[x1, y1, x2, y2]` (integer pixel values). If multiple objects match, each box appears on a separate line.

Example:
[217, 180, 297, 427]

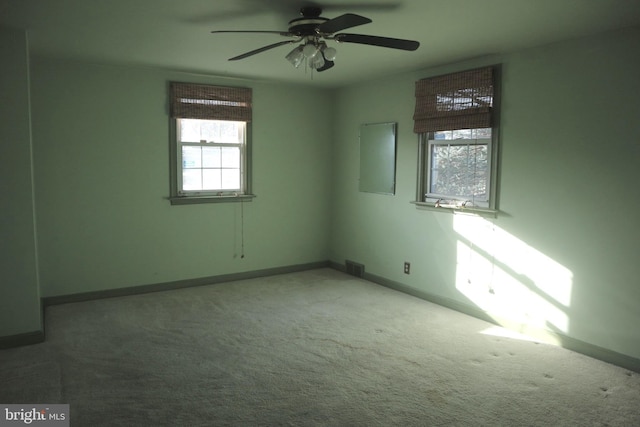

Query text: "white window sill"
[411, 201, 498, 217]
[169, 194, 256, 205]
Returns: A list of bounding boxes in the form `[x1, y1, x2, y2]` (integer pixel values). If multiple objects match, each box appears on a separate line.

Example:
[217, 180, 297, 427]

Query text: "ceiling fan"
[211, 6, 420, 72]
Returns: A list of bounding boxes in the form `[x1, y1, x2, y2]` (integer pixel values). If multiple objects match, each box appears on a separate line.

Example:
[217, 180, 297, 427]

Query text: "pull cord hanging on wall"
[240, 197, 245, 259]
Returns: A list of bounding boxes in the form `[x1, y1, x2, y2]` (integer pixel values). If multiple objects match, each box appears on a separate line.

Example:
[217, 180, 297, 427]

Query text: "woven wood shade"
[170, 82, 252, 122]
[413, 67, 493, 133]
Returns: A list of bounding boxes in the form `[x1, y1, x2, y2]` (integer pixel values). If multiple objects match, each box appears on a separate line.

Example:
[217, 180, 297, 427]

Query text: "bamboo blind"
[170, 82, 252, 122]
[413, 67, 494, 133]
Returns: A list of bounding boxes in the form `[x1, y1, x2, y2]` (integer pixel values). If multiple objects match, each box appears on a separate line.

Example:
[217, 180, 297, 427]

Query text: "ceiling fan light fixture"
[302, 43, 319, 58]
[322, 46, 337, 61]
[213, 6, 420, 74]
[285, 46, 305, 68]
[310, 53, 326, 70]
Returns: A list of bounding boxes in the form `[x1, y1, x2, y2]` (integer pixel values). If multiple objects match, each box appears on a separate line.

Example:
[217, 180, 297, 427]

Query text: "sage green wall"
[330, 27, 640, 359]
[6, 23, 640, 365]
[0, 28, 42, 336]
[30, 57, 332, 297]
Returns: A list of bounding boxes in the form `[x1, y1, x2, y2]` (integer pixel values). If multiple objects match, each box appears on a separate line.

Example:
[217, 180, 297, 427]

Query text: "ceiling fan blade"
[322, 2, 401, 12]
[229, 40, 298, 61]
[318, 13, 372, 34]
[212, 30, 292, 36]
[335, 33, 420, 51]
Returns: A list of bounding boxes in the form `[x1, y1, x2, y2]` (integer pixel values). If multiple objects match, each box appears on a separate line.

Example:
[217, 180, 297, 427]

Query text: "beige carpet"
[1, 268, 639, 426]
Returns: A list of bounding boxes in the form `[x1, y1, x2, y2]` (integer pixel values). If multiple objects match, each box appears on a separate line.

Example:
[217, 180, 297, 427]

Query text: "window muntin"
[426, 128, 491, 207]
[176, 119, 246, 196]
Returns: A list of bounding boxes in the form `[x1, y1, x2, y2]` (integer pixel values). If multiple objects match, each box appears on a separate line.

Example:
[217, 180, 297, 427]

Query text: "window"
[169, 82, 253, 204]
[413, 67, 498, 211]
[178, 119, 245, 194]
[425, 128, 492, 208]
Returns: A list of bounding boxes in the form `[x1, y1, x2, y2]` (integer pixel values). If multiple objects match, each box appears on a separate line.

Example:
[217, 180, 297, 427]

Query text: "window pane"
[179, 119, 243, 143]
[434, 128, 491, 140]
[202, 120, 242, 143]
[179, 120, 202, 142]
[221, 169, 241, 189]
[220, 147, 240, 168]
[182, 146, 201, 168]
[430, 143, 488, 200]
[202, 169, 222, 190]
[202, 146, 221, 168]
[182, 169, 202, 191]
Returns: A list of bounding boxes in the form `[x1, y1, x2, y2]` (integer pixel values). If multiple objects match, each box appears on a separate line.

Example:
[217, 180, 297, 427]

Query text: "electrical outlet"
[404, 262, 410, 274]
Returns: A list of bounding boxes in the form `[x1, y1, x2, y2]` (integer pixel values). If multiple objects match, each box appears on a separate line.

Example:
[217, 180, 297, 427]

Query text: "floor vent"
[345, 260, 365, 278]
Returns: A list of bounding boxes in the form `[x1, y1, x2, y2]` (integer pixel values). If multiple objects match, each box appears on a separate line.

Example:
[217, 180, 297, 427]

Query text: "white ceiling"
[2, 0, 640, 88]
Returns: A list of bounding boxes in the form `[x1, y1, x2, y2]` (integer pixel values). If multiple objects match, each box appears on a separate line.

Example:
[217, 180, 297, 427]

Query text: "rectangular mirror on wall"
[359, 122, 397, 195]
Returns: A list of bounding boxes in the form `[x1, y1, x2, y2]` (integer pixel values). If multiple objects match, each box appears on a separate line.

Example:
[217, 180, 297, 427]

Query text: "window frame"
[412, 65, 500, 215]
[424, 130, 493, 207]
[415, 128, 499, 214]
[176, 118, 247, 196]
[169, 119, 254, 205]
[167, 82, 255, 205]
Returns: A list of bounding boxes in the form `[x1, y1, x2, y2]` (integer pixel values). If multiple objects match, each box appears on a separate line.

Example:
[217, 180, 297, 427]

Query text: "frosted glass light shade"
[310, 54, 325, 69]
[303, 43, 319, 58]
[323, 47, 337, 61]
[285, 46, 304, 68]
